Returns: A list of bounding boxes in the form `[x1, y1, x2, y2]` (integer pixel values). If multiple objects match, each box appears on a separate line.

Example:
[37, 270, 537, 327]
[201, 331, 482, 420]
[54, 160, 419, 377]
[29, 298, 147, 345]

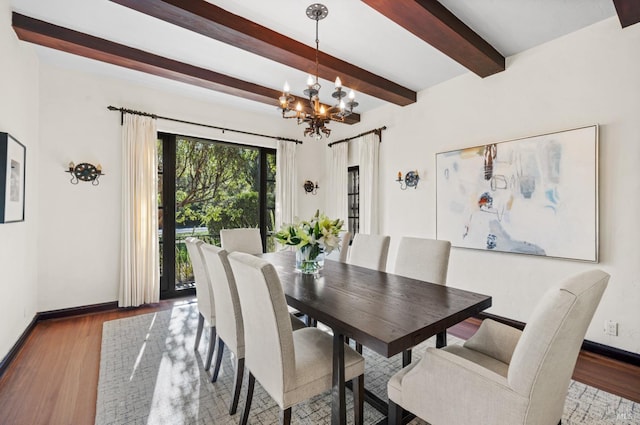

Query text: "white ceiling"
[11, 0, 618, 117]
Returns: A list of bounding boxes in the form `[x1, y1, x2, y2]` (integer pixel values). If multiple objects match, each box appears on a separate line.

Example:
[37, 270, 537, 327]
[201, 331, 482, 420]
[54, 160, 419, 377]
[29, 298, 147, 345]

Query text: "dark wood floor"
[0, 298, 638, 425]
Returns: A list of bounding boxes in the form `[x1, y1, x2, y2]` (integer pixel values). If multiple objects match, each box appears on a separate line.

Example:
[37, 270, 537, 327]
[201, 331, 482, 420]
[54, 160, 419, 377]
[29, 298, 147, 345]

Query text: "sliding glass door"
[158, 132, 276, 299]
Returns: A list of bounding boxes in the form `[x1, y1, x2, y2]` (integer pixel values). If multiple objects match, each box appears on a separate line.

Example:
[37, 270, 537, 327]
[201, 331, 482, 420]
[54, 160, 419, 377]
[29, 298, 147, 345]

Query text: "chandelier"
[278, 3, 358, 139]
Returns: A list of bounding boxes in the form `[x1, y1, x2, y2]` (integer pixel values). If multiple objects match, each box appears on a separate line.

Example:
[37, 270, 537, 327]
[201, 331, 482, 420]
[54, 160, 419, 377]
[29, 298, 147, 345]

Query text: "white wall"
[0, 0, 39, 360]
[350, 17, 640, 353]
[36, 62, 311, 312]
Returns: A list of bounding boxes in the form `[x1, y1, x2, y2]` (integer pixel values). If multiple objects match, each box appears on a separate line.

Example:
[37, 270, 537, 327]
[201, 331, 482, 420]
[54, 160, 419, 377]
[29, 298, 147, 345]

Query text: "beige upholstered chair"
[200, 243, 306, 415]
[387, 269, 609, 425]
[220, 228, 263, 254]
[345, 233, 390, 351]
[338, 230, 351, 263]
[324, 230, 351, 263]
[228, 252, 365, 425]
[184, 237, 216, 371]
[394, 237, 452, 350]
[394, 237, 451, 284]
[347, 233, 390, 271]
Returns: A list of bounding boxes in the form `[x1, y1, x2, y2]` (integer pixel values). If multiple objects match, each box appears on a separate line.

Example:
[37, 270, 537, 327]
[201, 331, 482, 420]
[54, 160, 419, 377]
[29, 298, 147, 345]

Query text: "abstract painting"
[0, 132, 26, 223]
[436, 126, 598, 262]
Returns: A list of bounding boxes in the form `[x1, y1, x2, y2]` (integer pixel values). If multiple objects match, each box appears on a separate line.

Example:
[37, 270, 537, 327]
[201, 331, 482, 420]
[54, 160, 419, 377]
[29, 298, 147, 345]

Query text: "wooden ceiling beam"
[108, 0, 417, 106]
[362, 0, 505, 78]
[12, 13, 359, 125]
[613, 0, 640, 28]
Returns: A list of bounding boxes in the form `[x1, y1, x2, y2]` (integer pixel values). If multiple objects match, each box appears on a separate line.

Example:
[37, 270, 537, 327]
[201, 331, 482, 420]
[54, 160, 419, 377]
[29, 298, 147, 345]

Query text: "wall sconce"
[66, 162, 104, 186]
[303, 180, 319, 195]
[396, 170, 420, 190]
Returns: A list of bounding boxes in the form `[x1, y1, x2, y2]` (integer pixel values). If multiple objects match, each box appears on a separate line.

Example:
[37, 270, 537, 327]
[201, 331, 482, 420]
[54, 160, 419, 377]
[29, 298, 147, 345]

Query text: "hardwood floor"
[0, 298, 190, 425]
[0, 299, 638, 425]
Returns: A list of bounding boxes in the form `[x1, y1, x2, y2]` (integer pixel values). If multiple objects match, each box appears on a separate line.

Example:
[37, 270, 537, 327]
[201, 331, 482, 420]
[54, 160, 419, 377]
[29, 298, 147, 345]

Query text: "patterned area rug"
[95, 304, 638, 425]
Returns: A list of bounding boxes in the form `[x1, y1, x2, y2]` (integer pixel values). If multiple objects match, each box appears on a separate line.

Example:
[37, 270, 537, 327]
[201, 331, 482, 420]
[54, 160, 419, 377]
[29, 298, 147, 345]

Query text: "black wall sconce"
[303, 180, 319, 195]
[396, 170, 420, 190]
[66, 162, 104, 186]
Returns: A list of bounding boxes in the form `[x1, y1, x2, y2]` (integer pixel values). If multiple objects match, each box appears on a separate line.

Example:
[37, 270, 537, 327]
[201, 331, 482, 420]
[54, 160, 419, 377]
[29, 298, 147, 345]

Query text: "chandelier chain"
[315, 14, 319, 85]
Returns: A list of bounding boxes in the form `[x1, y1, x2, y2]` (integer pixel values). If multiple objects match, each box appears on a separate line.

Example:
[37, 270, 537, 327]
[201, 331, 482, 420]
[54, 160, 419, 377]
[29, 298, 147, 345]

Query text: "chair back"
[324, 230, 351, 263]
[508, 269, 609, 425]
[347, 233, 390, 271]
[200, 243, 244, 357]
[228, 252, 296, 400]
[394, 237, 451, 284]
[220, 228, 263, 254]
[338, 231, 351, 263]
[184, 237, 215, 323]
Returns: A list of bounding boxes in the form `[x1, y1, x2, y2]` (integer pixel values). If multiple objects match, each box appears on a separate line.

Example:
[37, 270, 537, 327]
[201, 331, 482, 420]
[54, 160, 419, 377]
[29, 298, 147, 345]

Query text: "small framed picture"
[0, 133, 26, 223]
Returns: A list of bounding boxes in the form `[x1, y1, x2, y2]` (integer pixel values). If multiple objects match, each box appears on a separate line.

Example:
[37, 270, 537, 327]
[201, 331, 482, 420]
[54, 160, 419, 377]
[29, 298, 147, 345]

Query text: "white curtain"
[275, 139, 297, 229]
[327, 142, 348, 223]
[358, 132, 380, 234]
[119, 114, 159, 307]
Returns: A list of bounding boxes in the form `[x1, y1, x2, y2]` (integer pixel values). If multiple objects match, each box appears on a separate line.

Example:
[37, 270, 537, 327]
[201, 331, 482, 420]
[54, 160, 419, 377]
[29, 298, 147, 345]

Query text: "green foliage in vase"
[273, 210, 344, 258]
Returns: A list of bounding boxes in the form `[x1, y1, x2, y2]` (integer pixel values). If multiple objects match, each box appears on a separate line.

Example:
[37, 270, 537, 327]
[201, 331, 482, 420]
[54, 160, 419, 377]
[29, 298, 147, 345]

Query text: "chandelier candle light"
[278, 3, 358, 139]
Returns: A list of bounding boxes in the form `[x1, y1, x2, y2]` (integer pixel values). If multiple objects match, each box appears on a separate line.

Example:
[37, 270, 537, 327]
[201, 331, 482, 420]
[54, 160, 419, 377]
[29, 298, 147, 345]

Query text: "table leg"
[331, 332, 346, 425]
[436, 331, 447, 348]
[402, 349, 412, 367]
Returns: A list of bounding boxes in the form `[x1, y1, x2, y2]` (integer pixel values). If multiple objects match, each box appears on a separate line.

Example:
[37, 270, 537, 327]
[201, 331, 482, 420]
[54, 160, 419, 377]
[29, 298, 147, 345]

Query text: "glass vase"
[296, 245, 324, 274]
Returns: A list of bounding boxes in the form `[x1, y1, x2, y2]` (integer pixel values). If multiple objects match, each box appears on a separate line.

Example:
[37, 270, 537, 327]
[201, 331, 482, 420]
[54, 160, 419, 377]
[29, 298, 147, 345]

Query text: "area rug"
[95, 304, 638, 424]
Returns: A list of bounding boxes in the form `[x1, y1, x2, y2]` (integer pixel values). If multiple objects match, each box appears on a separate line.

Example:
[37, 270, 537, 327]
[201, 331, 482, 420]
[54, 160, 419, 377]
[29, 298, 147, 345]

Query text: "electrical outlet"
[605, 320, 618, 336]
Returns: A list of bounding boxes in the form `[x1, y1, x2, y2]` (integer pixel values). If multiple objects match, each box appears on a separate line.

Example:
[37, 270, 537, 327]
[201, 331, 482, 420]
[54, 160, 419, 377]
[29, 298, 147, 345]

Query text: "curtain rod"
[107, 106, 303, 144]
[327, 126, 387, 147]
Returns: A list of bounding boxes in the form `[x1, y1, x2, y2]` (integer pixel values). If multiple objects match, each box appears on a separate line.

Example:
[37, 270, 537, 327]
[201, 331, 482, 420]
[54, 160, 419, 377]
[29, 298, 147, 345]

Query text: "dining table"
[260, 251, 492, 425]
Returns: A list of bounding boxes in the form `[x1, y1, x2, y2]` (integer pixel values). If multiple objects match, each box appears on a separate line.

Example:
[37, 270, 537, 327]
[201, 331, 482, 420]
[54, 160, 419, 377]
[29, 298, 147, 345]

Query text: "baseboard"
[36, 301, 119, 321]
[477, 312, 640, 367]
[580, 340, 640, 366]
[0, 315, 38, 379]
[0, 301, 119, 379]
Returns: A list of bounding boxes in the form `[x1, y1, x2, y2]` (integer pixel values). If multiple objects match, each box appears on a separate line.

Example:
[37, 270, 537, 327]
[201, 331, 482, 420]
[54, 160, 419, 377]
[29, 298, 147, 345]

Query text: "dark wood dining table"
[260, 251, 492, 425]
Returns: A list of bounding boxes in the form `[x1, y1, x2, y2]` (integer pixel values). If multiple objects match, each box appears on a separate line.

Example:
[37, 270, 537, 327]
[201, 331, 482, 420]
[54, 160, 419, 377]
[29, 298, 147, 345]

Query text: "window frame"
[347, 165, 360, 239]
[157, 132, 276, 299]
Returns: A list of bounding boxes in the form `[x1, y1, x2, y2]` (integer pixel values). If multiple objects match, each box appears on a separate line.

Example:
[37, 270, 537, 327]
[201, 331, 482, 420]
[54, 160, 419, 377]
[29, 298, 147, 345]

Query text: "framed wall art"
[0, 132, 26, 223]
[436, 125, 598, 262]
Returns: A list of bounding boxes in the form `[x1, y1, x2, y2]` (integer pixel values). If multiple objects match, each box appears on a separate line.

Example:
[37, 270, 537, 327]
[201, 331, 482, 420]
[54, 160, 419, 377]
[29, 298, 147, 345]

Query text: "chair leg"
[204, 327, 216, 371]
[436, 330, 447, 348]
[195, 313, 204, 350]
[388, 400, 403, 425]
[355, 342, 362, 354]
[211, 337, 225, 382]
[240, 372, 255, 425]
[229, 357, 245, 415]
[353, 373, 364, 425]
[280, 407, 292, 425]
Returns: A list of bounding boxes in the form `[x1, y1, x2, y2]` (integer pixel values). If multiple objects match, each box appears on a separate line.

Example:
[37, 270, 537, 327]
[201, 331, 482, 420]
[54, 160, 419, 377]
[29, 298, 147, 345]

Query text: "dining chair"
[200, 243, 306, 415]
[394, 237, 451, 284]
[184, 237, 216, 371]
[220, 228, 263, 254]
[345, 233, 390, 352]
[228, 252, 365, 425]
[387, 269, 609, 425]
[323, 230, 351, 263]
[347, 233, 390, 271]
[394, 237, 452, 353]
